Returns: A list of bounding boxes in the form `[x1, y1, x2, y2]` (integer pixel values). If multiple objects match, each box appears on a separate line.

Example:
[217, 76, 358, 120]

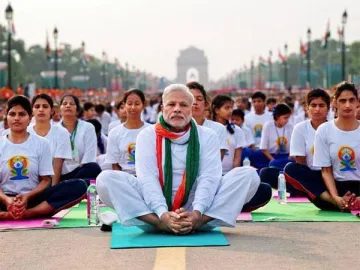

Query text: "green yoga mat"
[56, 202, 114, 228]
[110, 223, 229, 249]
[252, 199, 360, 222]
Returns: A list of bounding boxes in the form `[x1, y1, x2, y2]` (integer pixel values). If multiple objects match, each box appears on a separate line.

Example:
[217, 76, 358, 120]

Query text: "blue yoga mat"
[110, 223, 229, 249]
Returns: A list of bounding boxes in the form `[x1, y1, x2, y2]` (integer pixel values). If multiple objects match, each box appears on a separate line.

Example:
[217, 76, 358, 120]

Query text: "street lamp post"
[307, 28, 311, 87]
[284, 43, 288, 88]
[341, 10, 348, 81]
[81, 41, 87, 90]
[101, 51, 107, 89]
[5, 4, 13, 90]
[269, 50, 272, 90]
[53, 27, 59, 89]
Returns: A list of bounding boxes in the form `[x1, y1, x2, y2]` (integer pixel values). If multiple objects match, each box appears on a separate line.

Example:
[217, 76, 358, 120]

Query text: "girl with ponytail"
[211, 95, 246, 174]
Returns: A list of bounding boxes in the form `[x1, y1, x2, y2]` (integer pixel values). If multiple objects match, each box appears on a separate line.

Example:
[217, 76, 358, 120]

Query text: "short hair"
[32, 94, 54, 109]
[123, 89, 145, 104]
[7, 95, 32, 116]
[333, 81, 358, 100]
[115, 100, 125, 110]
[186, 81, 208, 104]
[162, 84, 194, 105]
[232, 109, 245, 120]
[60, 94, 81, 113]
[306, 88, 331, 108]
[251, 91, 266, 101]
[273, 103, 292, 120]
[266, 97, 277, 105]
[83, 102, 95, 112]
[95, 104, 105, 114]
[211, 94, 234, 134]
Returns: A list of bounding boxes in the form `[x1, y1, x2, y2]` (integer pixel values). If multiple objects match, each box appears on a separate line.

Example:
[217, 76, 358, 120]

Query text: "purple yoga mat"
[236, 212, 252, 221]
[0, 209, 69, 230]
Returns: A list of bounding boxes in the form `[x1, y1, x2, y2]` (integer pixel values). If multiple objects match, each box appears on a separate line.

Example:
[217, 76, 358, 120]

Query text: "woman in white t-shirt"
[262, 89, 330, 196]
[187, 82, 228, 160]
[288, 83, 360, 210]
[28, 94, 72, 186]
[108, 100, 127, 133]
[260, 103, 294, 169]
[211, 94, 272, 211]
[96, 89, 151, 207]
[0, 96, 86, 221]
[60, 95, 102, 185]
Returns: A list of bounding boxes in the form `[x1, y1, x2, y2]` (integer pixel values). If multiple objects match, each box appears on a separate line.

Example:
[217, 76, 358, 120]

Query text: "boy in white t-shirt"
[231, 109, 255, 148]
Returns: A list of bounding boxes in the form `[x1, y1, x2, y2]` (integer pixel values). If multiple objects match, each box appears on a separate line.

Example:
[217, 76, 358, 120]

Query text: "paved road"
[1, 222, 359, 270]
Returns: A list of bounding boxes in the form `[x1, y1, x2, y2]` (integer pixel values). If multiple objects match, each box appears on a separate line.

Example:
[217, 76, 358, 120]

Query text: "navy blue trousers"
[242, 182, 272, 212]
[61, 162, 102, 186]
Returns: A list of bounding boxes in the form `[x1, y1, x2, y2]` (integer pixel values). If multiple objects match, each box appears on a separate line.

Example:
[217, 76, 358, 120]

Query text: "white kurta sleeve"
[81, 124, 97, 164]
[135, 128, 168, 218]
[192, 132, 222, 214]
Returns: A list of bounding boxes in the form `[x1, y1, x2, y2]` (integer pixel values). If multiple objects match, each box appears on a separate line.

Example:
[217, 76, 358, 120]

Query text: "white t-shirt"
[61, 120, 98, 174]
[222, 125, 246, 174]
[28, 124, 72, 160]
[0, 134, 54, 195]
[108, 120, 122, 133]
[241, 124, 255, 147]
[294, 113, 307, 125]
[202, 119, 228, 151]
[98, 111, 112, 135]
[245, 112, 273, 147]
[106, 122, 151, 175]
[314, 120, 360, 182]
[260, 120, 293, 154]
[290, 120, 319, 170]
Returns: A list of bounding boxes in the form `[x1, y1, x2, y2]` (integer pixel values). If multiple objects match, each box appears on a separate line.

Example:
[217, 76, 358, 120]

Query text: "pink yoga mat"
[351, 210, 360, 217]
[0, 209, 69, 231]
[236, 212, 252, 221]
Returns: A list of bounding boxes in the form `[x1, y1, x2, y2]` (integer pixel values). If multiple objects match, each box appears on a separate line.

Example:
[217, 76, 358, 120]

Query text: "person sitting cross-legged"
[96, 84, 261, 234]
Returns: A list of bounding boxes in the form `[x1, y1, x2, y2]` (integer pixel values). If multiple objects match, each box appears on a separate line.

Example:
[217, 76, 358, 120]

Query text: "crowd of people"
[0, 81, 359, 234]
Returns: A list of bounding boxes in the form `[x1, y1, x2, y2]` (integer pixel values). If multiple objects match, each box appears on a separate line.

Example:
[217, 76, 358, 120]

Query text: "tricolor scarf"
[155, 115, 200, 211]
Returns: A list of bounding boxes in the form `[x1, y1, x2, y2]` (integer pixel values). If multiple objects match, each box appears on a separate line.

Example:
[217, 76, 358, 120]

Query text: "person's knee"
[258, 182, 272, 201]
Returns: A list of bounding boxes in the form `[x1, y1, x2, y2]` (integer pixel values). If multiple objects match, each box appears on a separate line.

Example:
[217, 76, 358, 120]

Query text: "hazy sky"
[2, 0, 360, 80]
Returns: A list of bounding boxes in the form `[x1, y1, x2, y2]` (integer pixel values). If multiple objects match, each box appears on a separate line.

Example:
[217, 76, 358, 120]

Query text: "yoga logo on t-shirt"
[253, 124, 263, 138]
[127, 142, 136, 165]
[8, 155, 30, 180]
[338, 146, 356, 172]
[276, 136, 288, 153]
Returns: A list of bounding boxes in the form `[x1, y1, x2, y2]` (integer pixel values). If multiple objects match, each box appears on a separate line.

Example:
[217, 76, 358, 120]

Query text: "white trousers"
[96, 166, 260, 227]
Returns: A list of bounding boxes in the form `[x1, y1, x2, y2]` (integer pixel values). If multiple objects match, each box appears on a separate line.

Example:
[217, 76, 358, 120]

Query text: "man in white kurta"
[96, 84, 260, 234]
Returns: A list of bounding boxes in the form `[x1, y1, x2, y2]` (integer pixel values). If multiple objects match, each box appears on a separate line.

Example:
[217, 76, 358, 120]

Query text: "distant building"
[176, 46, 209, 89]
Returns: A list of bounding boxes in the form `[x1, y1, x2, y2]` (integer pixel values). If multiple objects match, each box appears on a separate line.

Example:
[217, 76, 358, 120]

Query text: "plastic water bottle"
[278, 171, 287, 204]
[243, 157, 251, 167]
[87, 180, 100, 226]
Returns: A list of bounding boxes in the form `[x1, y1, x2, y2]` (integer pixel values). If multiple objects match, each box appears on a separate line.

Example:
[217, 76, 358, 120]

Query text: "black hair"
[284, 96, 293, 104]
[211, 94, 235, 134]
[83, 102, 95, 111]
[333, 81, 358, 100]
[105, 103, 113, 115]
[86, 119, 102, 136]
[123, 88, 145, 105]
[266, 97, 277, 105]
[286, 102, 294, 110]
[186, 81, 209, 104]
[273, 103, 292, 121]
[306, 88, 331, 108]
[31, 94, 54, 109]
[95, 104, 105, 114]
[77, 107, 84, 119]
[115, 100, 125, 110]
[232, 109, 245, 120]
[7, 95, 32, 116]
[251, 91, 266, 101]
[60, 94, 81, 113]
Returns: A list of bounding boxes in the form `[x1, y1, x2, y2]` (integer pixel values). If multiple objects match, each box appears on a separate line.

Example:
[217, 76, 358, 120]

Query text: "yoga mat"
[351, 210, 360, 217]
[0, 209, 69, 231]
[110, 223, 229, 249]
[56, 202, 114, 228]
[252, 199, 360, 222]
[236, 212, 252, 221]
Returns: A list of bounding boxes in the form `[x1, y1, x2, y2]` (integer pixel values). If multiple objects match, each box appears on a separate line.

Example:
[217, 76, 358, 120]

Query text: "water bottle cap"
[90, 179, 96, 185]
[279, 171, 284, 174]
